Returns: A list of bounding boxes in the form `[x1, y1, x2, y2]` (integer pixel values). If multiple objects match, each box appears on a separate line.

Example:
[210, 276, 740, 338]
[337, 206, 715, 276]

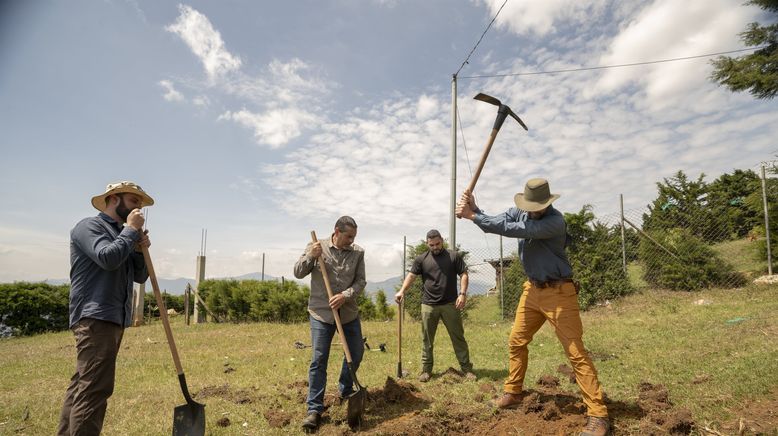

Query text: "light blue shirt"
[473, 205, 573, 282]
[69, 213, 148, 328]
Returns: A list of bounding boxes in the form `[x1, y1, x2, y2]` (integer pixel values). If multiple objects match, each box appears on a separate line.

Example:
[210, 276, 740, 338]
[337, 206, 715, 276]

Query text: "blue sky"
[1, 0, 776, 283]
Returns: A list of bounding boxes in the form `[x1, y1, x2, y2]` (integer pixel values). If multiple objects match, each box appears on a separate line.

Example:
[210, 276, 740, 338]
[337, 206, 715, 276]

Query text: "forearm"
[460, 273, 469, 294]
[398, 273, 417, 292]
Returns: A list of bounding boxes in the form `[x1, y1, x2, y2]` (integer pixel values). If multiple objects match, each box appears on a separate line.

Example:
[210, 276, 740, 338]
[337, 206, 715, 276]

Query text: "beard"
[116, 197, 132, 221]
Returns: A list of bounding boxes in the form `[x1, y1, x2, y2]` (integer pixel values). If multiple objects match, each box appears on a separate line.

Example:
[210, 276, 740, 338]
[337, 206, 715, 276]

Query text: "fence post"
[184, 283, 191, 326]
[194, 255, 206, 323]
[762, 165, 773, 275]
[499, 235, 504, 321]
[620, 194, 627, 274]
[132, 283, 145, 327]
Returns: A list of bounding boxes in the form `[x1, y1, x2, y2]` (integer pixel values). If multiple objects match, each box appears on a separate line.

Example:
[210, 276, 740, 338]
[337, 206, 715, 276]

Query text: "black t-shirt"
[410, 249, 467, 305]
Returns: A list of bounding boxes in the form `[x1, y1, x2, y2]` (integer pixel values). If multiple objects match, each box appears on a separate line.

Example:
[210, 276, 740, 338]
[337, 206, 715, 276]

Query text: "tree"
[374, 290, 394, 321]
[707, 169, 761, 238]
[642, 171, 724, 243]
[710, 0, 778, 99]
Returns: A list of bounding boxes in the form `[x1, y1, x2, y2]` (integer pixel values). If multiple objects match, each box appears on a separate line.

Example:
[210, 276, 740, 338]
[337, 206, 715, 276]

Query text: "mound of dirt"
[537, 375, 560, 388]
[263, 409, 292, 428]
[216, 417, 230, 427]
[636, 382, 694, 435]
[369, 376, 420, 407]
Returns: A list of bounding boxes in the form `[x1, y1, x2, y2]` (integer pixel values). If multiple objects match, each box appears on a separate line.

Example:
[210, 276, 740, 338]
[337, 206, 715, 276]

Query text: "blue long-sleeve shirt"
[473, 205, 573, 282]
[68, 213, 148, 328]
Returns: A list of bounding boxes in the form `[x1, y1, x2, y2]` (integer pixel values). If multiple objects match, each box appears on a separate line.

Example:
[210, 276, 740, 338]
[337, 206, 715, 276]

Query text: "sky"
[1, 0, 776, 284]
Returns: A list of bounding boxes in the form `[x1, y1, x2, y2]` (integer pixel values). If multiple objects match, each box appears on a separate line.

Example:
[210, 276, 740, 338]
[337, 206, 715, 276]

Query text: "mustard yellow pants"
[504, 281, 608, 418]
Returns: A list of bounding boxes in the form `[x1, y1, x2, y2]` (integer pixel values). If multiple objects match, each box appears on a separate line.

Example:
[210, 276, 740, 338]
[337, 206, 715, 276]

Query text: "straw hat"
[513, 178, 559, 212]
[91, 181, 154, 213]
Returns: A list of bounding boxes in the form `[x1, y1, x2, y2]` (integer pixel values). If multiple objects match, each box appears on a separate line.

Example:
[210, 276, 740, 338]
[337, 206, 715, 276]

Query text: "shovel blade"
[346, 388, 367, 429]
[172, 403, 205, 436]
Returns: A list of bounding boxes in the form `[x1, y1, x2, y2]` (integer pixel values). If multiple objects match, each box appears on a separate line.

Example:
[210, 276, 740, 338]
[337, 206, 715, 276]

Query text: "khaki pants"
[421, 303, 473, 373]
[57, 318, 124, 436]
[504, 281, 608, 418]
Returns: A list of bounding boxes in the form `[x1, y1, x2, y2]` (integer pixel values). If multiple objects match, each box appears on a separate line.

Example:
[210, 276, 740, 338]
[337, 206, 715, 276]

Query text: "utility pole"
[450, 74, 458, 249]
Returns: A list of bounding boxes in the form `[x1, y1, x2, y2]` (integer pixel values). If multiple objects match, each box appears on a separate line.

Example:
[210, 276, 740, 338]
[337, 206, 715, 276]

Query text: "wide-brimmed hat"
[513, 178, 559, 212]
[91, 181, 154, 213]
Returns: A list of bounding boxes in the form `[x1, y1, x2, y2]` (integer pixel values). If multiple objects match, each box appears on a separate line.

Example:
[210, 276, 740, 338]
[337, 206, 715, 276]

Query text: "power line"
[454, 0, 508, 77]
[459, 46, 769, 79]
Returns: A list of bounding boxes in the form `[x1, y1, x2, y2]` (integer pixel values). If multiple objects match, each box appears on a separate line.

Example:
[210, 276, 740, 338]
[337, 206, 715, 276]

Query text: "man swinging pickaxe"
[456, 93, 528, 217]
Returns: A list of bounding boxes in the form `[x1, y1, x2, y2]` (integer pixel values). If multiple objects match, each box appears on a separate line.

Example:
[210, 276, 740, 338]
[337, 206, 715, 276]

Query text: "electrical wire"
[454, 0, 509, 77]
[459, 46, 769, 79]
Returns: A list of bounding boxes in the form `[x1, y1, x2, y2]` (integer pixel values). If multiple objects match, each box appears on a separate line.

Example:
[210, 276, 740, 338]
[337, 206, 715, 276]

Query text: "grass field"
[1, 281, 777, 435]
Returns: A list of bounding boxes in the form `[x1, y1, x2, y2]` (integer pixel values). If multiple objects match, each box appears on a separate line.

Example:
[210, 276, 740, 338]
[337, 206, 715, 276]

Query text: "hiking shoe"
[464, 371, 477, 381]
[580, 416, 610, 436]
[492, 392, 523, 409]
[418, 372, 431, 382]
[301, 412, 321, 433]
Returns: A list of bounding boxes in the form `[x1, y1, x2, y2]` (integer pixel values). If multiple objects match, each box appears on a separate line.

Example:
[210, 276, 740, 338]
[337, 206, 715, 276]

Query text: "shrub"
[197, 279, 309, 323]
[639, 228, 747, 291]
[0, 282, 70, 335]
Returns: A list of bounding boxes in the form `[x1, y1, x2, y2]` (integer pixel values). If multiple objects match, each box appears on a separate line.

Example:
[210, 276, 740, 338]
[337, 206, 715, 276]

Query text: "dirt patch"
[635, 382, 694, 435]
[194, 384, 257, 404]
[588, 350, 618, 361]
[713, 389, 778, 435]
[537, 375, 560, 388]
[557, 363, 577, 383]
[216, 417, 230, 427]
[263, 409, 292, 428]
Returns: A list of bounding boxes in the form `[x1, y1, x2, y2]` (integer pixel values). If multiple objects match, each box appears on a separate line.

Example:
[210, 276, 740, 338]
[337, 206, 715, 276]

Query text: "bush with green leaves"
[566, 206, 634, 309]
[639, 228, 747, 291]
[0, 282, 70, 336]
[142, 291, 185, 317]
[197, 279, 309, 323]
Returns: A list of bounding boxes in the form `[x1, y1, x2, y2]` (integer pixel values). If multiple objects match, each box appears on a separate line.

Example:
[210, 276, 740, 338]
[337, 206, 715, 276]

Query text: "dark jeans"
[307, 315, 364, 414]
[57, 318, 124, 436]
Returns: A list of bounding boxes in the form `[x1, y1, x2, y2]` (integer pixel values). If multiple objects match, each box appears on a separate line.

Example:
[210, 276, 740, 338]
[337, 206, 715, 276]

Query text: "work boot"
[492, 392, 523, 409]
[580, 416, 610, 436]
[301, 412, 321, 433]
[418, 372, 431, 382]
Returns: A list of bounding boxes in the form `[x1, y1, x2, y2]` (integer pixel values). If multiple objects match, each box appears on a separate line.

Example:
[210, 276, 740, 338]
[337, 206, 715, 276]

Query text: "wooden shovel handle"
[142, 246, 185, 376]
[311, 231, 355, 364]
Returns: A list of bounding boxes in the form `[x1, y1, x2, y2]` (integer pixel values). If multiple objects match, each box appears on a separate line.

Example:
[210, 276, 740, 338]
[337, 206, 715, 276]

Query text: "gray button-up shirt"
[69, 213, 148, 328]
[293, 236, 366, 324]
[473, 205, 573, 282]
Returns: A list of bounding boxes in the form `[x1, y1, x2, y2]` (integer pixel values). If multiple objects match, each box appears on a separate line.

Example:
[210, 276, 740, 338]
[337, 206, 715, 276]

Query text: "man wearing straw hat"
[457, 178, 609, 436]
[58, 181, 154, 436]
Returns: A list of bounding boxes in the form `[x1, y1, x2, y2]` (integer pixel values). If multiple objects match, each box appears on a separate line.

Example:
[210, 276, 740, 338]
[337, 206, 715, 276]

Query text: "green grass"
[1, 283, 777, 435]
[712, 237, 766, 276]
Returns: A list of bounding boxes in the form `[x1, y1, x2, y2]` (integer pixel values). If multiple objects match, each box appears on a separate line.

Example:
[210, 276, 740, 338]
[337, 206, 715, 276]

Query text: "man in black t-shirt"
[395, 229, 475, 382]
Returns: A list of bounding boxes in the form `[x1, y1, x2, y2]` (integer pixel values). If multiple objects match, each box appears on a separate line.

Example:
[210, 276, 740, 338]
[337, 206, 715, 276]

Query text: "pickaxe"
[457, 93, 528, 217]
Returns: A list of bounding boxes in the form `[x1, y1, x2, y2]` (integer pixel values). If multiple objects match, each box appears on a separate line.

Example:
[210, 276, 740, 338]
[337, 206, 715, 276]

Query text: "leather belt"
[530, 278, 574, 289]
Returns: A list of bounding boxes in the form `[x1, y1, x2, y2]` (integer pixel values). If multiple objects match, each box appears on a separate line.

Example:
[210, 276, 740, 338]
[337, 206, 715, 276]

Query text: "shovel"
[310, 231, 367, 428]
[142, 246, 205, 436]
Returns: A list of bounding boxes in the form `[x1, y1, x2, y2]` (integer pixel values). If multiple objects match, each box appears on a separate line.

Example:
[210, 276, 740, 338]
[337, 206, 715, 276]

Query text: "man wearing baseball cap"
[57, 181, 154, 436]
[457, 178, 609, 436]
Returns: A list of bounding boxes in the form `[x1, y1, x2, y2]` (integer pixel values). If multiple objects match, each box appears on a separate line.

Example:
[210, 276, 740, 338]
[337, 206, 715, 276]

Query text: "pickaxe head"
[474, 93, 528, 131]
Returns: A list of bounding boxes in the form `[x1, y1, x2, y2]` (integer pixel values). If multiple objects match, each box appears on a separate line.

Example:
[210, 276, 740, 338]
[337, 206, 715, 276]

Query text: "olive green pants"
[505, 281, 608, 418]
[421, 303, 472, 373]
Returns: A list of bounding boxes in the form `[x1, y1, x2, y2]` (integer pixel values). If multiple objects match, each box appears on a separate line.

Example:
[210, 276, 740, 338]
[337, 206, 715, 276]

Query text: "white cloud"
[192, 95, 209, 106]
[219, 108, 321, 148]
[166, 4, 242, 81]
[158, 79, 185, 102]
[479, 0, 614, 36]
